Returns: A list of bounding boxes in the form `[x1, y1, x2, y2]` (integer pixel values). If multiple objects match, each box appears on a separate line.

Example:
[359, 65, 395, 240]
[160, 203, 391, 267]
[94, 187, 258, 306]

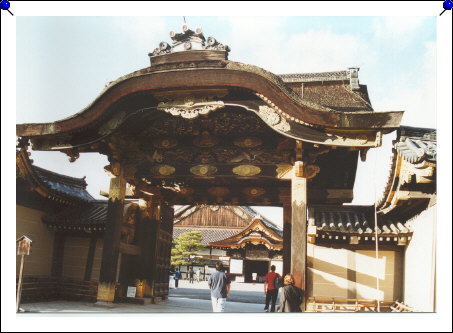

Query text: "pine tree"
[171, 231, 207, 267]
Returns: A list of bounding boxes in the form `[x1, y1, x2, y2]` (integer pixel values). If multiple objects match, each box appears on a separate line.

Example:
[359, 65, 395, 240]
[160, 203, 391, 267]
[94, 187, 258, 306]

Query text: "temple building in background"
[173, 205, 283, 283]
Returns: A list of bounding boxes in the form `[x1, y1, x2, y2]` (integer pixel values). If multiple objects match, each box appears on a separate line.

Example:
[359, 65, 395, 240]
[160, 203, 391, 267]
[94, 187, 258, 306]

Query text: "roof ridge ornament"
[149, 25, 230, 60]
[348, 67, 360, 90]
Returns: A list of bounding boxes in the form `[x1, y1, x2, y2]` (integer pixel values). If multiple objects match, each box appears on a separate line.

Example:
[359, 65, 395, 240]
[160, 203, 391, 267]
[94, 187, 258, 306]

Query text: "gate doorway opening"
[244, 260, 269, 283]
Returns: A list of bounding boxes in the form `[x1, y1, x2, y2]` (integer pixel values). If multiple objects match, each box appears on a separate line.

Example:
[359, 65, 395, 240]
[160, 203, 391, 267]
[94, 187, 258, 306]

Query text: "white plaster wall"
[307, 243, 402, 301]
[210, 249, 227, 256]
[196, 248, 226, 256]
[404, 205, 436, 311]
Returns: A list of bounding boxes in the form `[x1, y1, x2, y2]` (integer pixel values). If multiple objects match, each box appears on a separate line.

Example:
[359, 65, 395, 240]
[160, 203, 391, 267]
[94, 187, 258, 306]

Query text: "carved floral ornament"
[157, 99, 225, 119]
[257, 105, 291, 132]
[190, 164, 218, 177]
[232, 164, 261, 177]
[152, 165, 176, 176]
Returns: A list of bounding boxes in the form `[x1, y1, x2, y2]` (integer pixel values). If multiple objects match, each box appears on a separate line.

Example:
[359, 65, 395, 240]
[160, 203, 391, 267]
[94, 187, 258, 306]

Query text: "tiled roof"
[173, 227, 242, 245]
[279, 71, 350, 83]
[240, 206, 283, 237]
[395, 126, 437, 164]
[312, 206, 411, 235]
[279, 69, 373, 112]
[33, 166, 94, 202]
[43, 201, 107, 227]
[300, 84, 373, 112]
[16, 149, 94, 203]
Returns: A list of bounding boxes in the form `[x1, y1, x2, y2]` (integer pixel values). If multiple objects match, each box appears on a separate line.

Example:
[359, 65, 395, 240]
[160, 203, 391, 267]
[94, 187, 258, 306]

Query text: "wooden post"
[96, 165, 126, 304]
[136, 199, 156, 298]
[282, 202, 292, 276]
[150, 202, 162, 297]
[291, 161, 308, 311]
[159, 203, 174, 299]
[16, 235, 32, 312]
[16, 254, 25, 312]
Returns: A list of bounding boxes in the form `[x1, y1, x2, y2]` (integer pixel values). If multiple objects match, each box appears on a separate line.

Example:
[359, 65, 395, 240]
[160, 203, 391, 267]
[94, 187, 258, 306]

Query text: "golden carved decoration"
[193, 131, 219, 147]
[190, 164, 217, 177]
[233, 165, 261, 177]
[243, 187, 266, 197]
[105, 162, 122, 177]
[108, 176, 127, 202]
[276, 164, 293, 179]
[151, 165, 176, 176]
[234, 137, 262, 148]
[303, 164, 321, 179]
[293, 161, 320, 179]
[135, 280, 145, 298]
[153, 138, 178, 149]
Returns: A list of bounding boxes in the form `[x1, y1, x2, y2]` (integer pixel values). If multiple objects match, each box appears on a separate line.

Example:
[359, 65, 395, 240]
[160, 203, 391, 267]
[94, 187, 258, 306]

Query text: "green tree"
[171, 231, 206, 267]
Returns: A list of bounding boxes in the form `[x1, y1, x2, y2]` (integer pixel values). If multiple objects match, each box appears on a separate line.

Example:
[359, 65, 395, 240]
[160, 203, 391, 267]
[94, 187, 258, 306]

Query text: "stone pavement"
[20, 297, 265, 314]
[170, 280, 266, 303]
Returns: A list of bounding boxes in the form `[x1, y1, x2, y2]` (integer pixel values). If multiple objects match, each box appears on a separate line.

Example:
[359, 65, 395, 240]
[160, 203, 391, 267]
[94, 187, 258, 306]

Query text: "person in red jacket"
[263, 265, 282, 312]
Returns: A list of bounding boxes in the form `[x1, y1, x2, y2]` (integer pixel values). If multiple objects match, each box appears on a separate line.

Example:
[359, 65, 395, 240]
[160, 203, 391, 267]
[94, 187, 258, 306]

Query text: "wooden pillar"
[137, 200, 161, 298]
[96, 166, 126, 304]
[160, 203, 174, 299]
[283, 203, 292, 276]
[291, 161, 307, 310]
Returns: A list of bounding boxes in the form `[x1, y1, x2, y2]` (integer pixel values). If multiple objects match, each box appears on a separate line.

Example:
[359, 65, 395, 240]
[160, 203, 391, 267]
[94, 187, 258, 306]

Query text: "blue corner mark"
[440, 0, 453, 15]
[0, 0, 14, 15]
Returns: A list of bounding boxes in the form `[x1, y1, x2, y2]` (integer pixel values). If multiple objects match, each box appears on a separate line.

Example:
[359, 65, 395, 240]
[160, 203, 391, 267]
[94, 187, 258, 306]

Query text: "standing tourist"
[196, 268, 201, 283]
[174, 268, 181, 289]
[277, 274, 304, 312]
[208, 262, 231, 312]
[189, 267, 194, 284]
[263, 265, 282, 312]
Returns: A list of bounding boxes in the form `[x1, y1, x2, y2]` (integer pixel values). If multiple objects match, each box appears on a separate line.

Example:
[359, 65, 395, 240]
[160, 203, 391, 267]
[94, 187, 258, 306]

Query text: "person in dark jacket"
[174, 268, 181, 289]
[277, 274, 304, 312]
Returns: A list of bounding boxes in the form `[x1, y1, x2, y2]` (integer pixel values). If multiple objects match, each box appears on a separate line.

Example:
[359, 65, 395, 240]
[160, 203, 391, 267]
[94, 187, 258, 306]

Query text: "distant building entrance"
[244, 260, 269, 283]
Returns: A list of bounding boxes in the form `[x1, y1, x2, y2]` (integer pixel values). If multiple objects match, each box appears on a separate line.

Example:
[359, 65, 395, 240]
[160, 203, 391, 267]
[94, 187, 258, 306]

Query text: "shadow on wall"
[306, 249, 402, 301]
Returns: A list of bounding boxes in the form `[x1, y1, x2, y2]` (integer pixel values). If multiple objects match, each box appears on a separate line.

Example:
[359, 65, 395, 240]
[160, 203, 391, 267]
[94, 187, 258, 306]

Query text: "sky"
[14, 15, 436, 225]
[3, 2, 452, 332]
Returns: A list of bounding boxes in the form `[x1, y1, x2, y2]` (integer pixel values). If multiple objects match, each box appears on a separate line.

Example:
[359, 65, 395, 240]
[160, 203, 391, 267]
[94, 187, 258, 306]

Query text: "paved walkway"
[170, 280, 266, 303]
[20, 297, 264, 314]
[19, 280, 270, 314]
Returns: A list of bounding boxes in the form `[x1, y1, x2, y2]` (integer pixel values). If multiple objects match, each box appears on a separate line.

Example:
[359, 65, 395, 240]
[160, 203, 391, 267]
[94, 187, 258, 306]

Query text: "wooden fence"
[306, 297, 395, 312]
